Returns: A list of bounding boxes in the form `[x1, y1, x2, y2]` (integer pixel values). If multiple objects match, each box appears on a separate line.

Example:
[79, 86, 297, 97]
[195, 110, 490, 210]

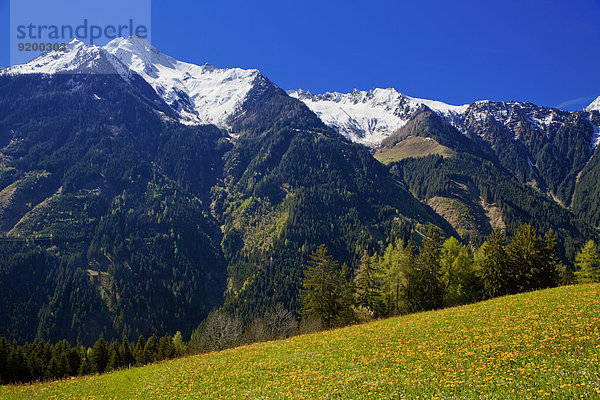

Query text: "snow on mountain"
[457, 101, 570, 141]
[2, 39, 133, 81]
[288, 88, 599, 149]
[288, 88, 468, 145]
[4, 35, 263, 129]
[6, 35, 597, 147]
[586, 96, 600, 112]
[588, 114, 600, 150]
[104, 36, 261, 127]
[408, 96, 470, 117]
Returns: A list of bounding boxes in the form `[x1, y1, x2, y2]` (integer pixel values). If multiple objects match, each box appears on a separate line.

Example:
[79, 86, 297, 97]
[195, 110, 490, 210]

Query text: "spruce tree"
[50, 340, 70, 378]
[133, 335, 146, 365]
[90, 338, 109, 373]
[158, 336, 175, 360]
[354, 252, 384, 318]
[143, 334, 159, 364]
[78, 348, 92, 376]
[478, 229, 511, 298]
[405, 228, 444, 312]
[506, 224, 552, 292]
[119, 336, 135, 367]
[67, 346, 82, 376]
[541, 229, 561, 288]
[107, 341, 121, 371]
[7, 344, 30, 383]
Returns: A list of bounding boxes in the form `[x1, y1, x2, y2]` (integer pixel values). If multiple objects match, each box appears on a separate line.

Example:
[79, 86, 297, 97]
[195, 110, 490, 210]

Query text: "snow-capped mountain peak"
[586, 96, 600, 112]
[4, 35, 265, 129]
[288, 87, 468, 145]
[2, 38, 132, 80]
[103, 35, 162, 74]
[104, 35, 262, 127]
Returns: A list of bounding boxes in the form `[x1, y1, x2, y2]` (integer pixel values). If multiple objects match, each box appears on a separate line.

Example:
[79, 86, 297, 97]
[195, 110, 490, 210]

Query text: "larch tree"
[378, 240, 415, 316]
[440, 237, 479, 306]
[575, 240, 600, 283]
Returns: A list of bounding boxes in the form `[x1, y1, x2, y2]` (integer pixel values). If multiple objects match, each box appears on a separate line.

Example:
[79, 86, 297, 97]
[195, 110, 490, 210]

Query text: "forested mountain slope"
[0, 74, 228, 344]
[214, 78, 450, 322]
[0, 71, 446, 342]
[375, 108, 597, 256]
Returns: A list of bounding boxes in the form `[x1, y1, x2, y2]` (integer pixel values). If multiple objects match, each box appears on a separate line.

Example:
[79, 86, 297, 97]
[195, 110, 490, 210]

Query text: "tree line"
[0, 304, 302, 385]
[0, 333, 185, 384]
[297, 224, 595, 328]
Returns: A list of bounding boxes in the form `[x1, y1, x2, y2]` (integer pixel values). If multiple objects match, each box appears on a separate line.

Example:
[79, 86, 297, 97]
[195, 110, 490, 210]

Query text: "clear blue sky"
[1, 0, 599, 110]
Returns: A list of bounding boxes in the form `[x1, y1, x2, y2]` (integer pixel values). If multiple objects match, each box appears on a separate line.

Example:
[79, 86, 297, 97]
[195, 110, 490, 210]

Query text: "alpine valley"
[0, 35, 598, 344]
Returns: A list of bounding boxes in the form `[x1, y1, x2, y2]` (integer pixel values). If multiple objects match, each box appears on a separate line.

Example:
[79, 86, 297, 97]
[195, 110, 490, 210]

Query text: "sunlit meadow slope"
[2, 284, 599, 399]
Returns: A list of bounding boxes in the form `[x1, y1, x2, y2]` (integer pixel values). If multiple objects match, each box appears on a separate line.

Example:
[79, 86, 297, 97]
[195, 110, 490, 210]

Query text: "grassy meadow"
[2, 284, 599, 399]
[374, 137, 454, 164]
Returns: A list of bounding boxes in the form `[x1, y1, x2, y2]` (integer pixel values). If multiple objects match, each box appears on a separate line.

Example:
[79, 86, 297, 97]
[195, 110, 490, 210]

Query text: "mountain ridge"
[5, 35, 600, 230]
[290, 87, 600, 149]
[6, 35, 598, 147]
[585, 96, 600, 112]
[3, 36, 265, 130]
[288, 87, 468, 145]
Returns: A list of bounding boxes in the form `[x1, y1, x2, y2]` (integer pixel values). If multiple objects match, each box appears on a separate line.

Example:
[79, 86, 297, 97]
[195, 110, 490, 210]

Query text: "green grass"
[375, 137, 454, 164]
[3, 284, 600, 399]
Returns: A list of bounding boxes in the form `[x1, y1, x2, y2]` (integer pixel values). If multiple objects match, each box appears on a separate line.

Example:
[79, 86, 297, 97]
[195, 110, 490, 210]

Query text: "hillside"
[383, 109, 597, 253]
[3, 284, 599, 399]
